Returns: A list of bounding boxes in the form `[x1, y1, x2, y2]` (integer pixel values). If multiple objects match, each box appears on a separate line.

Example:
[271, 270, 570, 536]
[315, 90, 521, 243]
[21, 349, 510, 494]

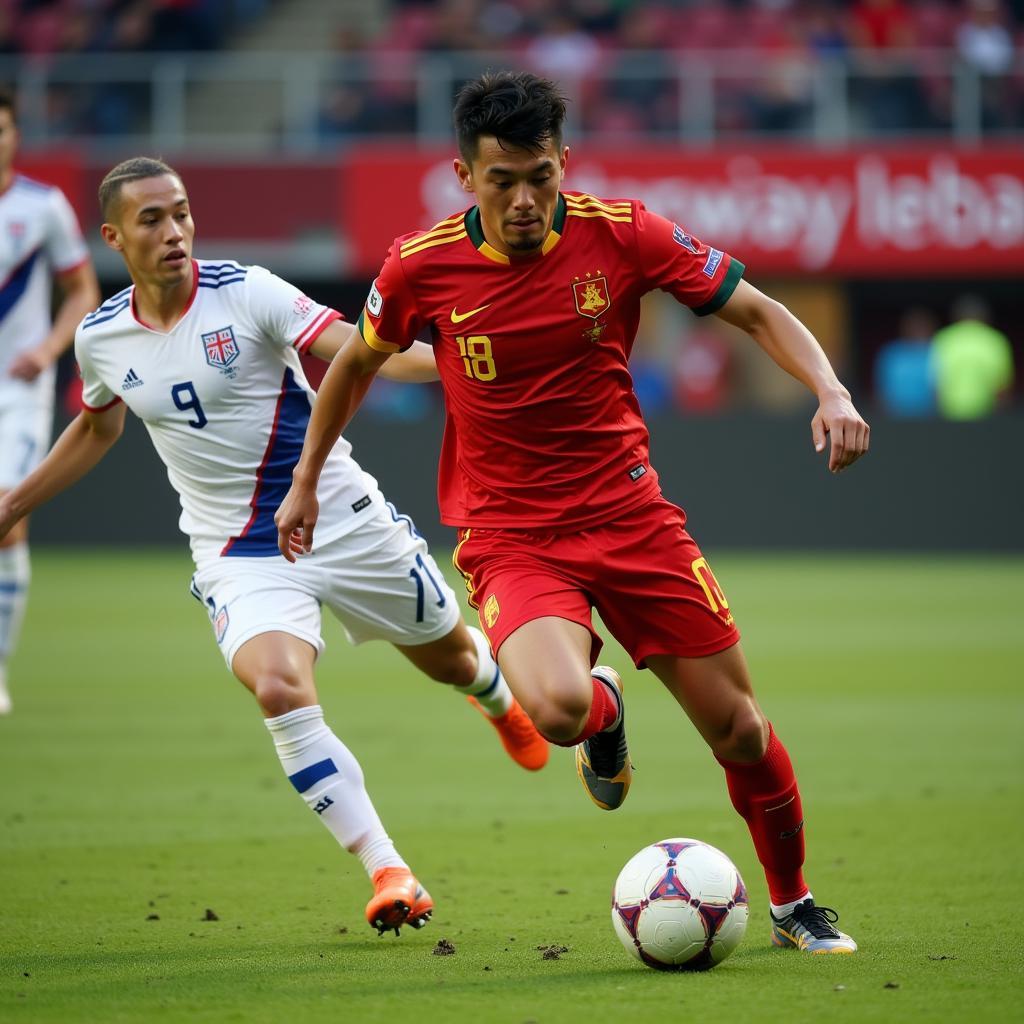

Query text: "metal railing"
[4, 48, 1021, 153]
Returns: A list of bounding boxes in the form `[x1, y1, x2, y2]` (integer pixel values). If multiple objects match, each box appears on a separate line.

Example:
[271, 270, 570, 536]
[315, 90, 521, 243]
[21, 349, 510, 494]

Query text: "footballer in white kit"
[0, 88, 100, 714]
[0, 157, 547, 936]
[0, 174, 89, 485]
[76, 258, 455, 663]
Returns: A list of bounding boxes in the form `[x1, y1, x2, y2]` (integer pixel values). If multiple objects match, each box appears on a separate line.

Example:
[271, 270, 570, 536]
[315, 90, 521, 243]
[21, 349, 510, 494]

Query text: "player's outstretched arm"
[715, 280, 870, 473]
[0, 402, 126, 539]
[275, 330, 392, 561]
[8, 263, 101, 382]
[376, 341, 438, 383]
[306, 321, 438, 383]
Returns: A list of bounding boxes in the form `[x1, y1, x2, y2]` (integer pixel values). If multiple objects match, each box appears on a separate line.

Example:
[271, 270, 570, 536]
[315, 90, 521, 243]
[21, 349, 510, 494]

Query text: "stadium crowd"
[317, 0, 1024, 139]
[0, 0, 264, 56]
[1, 0, 1021, 137]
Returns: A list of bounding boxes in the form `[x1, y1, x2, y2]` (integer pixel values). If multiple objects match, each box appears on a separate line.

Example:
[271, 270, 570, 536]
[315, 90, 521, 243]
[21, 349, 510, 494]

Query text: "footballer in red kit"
[277, 71, 870, 954]
[359, 193, 741, 531]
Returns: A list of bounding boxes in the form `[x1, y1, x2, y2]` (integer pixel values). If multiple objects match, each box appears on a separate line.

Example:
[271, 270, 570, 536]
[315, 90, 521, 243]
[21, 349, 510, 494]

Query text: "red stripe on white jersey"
[81, 395, 123, 413]
[294, 308, 341, 354]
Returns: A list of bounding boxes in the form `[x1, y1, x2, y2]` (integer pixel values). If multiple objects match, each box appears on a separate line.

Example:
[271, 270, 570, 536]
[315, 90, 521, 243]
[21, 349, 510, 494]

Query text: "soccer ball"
[611, 838, 748, 970]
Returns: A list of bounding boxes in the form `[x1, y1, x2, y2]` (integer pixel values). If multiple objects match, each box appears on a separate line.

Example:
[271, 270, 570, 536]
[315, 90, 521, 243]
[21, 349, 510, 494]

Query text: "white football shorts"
[0, 380, 54, 491]
[189, 500, 461, 669]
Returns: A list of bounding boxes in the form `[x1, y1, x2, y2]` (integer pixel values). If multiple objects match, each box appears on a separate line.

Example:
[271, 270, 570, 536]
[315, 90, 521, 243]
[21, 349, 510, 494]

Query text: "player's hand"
[275, 482, 319, 562]
[8, 346, 52, 382]
[811, 390, 870, 473]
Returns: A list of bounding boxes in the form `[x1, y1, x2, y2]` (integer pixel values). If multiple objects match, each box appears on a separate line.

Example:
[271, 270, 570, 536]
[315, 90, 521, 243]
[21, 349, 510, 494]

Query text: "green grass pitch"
[1, 549, 1021, 1023]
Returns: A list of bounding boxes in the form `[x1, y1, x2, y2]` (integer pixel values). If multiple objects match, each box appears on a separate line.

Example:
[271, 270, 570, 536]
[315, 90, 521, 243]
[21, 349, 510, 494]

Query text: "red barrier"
[14, 152, 86, 221]
[344, 145, 1024, 277]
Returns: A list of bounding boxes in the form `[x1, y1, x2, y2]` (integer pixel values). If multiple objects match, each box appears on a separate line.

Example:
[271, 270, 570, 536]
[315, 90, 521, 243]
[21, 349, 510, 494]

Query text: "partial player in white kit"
[0, 88, 100, 714]
[0, 157, 548, 934]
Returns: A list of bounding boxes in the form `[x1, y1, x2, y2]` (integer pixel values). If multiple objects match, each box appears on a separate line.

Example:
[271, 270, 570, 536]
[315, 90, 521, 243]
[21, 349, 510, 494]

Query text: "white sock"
[771, 891, 813, 917]
[456, 626, 514, 718]
[352, 834, 408, 876]
[0, 543, 30, 669]
[265, 705, 406, 877]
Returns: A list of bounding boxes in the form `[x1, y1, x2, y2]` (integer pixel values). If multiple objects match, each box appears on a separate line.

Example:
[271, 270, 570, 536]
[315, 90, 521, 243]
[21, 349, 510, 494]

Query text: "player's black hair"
[453, 71, 567, 162]
[98, 156, 182, 221]
[0, 85, 16, 123]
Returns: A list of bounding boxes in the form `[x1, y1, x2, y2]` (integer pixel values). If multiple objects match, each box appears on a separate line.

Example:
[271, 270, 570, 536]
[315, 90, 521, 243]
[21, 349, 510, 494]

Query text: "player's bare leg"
[232, 631, 431, 934]
[498, 617, 632, 808]
[395, 620, 548, 770]
[647, 643, 766, 762]
[0, 512, 30, 715]
[648, 644, 856, 953]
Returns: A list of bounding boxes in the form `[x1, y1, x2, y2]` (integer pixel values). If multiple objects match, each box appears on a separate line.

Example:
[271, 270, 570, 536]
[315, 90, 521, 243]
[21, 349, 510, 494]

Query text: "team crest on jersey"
[572, 274, 611, 320]
[483, 594, 500, 629]
[202, 325, 240, 370]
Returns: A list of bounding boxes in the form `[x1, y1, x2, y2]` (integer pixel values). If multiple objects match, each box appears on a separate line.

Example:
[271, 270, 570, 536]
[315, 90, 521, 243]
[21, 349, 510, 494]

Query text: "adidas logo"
[121, 368, 144, 391]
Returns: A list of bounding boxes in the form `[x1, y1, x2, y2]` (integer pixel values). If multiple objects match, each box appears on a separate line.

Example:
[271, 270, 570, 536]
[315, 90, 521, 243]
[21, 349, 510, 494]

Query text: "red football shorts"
[452, 496, 740, 667]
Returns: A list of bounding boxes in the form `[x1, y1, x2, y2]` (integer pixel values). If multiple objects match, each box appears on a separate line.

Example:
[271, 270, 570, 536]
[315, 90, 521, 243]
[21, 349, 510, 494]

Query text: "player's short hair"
[0, 85, 16, 123]
[453, 71, 567, 162]
[99, 156, 182, 221]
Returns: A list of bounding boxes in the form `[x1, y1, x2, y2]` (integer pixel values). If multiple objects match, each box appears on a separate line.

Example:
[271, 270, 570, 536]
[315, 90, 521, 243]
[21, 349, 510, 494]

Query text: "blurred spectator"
[874, 307, 938, 416]
[568, 0, 623, 35]
[151, 0, 225, 52]
[426, 0, 497, 51]
[525, 12, 602, 81]
[0, 7, 17, 56]
[957, 0, 1015, 72]
[931, 296, 1015, 420]
[802, 0, 851, 56]
[478, 0, 525, 43]
[363, 379, 440, 421]
[744, 58, 815, 133]
[318, 84, 372, 141]
[60, 7, 101, 52]
[849, 0, 935, 131]
[595, 7, 676, 135]
[675, 327, 732, 413]
[956, 0, 1016, 129]
[86, 1, 156, 135]
[850, 0, 915, 47]
[628, 325, 673, 414]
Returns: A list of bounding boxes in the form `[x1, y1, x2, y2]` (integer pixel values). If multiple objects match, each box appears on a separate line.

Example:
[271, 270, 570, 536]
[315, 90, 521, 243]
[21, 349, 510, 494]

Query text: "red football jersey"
[358, 191, 744, 530]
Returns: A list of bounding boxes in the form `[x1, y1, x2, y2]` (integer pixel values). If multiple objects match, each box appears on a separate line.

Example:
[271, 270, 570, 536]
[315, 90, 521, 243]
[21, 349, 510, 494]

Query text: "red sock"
[547, 674, 620, 748]
[716, 724, 808, 905]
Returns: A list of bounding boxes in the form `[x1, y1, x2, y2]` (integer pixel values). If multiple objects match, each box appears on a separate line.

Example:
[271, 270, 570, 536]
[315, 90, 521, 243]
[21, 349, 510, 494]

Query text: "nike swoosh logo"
[450, 304, 490, 324]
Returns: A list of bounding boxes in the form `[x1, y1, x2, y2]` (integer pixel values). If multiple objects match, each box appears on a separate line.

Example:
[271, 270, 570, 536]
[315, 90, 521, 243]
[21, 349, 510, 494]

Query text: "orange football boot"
[366, 867, 433, 935]
[467, 696, 549, 771]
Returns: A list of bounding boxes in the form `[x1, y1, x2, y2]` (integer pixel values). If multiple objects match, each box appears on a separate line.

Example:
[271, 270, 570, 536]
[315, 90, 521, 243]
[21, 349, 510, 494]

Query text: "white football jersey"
[75, 259, 383, 563]
[0, 173, 89, 395]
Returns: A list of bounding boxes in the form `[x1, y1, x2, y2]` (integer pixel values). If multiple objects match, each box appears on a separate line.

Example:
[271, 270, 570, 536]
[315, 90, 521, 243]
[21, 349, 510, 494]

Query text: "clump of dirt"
[202, 909, 219, 921]
[538, 944, 569, 960]
[432, 938, 456, 956]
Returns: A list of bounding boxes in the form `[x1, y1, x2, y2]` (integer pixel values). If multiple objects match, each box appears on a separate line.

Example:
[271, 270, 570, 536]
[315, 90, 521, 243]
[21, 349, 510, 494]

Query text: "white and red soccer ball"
[612, 838, 748, 970]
